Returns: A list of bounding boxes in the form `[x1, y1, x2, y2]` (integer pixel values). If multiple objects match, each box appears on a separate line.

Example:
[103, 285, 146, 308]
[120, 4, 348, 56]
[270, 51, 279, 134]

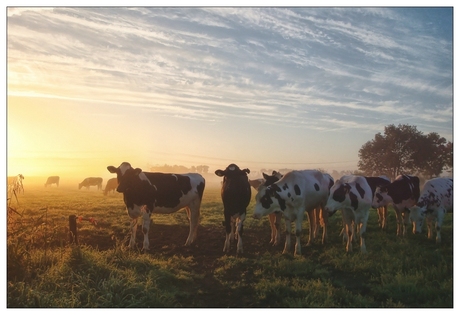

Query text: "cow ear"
[263, 173, 270, 180]
[243, 168, 250, 174]
[134, 168, 142, 176]
[107, 166, 117, 174]
[215, 169, 225, 177]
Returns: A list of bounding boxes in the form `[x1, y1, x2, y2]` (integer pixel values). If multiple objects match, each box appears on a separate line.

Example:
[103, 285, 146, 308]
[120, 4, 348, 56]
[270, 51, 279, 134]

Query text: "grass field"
[7, 185, 453, 308]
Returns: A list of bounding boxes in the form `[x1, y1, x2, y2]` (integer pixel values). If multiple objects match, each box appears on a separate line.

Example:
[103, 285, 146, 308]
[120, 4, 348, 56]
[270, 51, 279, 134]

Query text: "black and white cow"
[253, 170, 333, 255]
[215, 164, 251, 254]
[79, 177, 103, 190]
[325, 175, 373, 253]
[373, 174, 420, 236]
[364, 176, 391, 229]
[44, 176, 60, 187]
[409, 177, 453, 244]
[249, 171, 284, 246]
[108, 162, 205, 251]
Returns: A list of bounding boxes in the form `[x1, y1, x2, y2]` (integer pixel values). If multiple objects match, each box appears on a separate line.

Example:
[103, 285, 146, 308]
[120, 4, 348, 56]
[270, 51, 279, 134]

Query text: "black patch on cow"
[274, 191, 286, 211]
[328, 178, 334, 190]
[197, 181, 205, 201]
[332, 184, 347, 203]
[260, 192, 273, 209]
[282, 183, 289, 190]
[364, 176, 391, 197]
[349, 191, 358, 210]
[287, 193, 291, 198]
[294, 184, 301, 196]
[355, 183, 365, 199]
[314, 183, 320, 191]
[387, 175, 420, 205]
[145, 173, 193, 208]
[376, 193, 383, 204]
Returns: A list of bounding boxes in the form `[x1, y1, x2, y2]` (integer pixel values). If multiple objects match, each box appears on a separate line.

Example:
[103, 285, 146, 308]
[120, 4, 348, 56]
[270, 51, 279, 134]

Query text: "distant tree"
[358, 124, 452, 180]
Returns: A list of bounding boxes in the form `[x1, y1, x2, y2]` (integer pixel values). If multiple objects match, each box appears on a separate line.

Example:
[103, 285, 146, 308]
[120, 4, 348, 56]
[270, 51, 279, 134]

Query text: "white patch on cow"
[409, 177, 453, 244]
[253, 170, 331, 255]
[325, 175, 372, 253]
[118, 162, 132, 176]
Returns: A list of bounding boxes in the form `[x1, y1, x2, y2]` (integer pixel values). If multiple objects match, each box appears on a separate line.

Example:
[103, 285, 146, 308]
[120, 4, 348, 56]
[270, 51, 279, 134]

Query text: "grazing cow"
[409, 178, 453, 244]
[108, 162, 205, 250]
[325, 175, 373, 253]
[8, 174, 24, 194]
[103, 178, 118, 195]
[364, 176, 391, 229]
[249, 171, 284, 245]
[44, 176, 60, 187]
[79, 177, 103, 190]
[215, 164, 251, 254]
[253, 170, 333, 255]
[373, 175, 420, 236]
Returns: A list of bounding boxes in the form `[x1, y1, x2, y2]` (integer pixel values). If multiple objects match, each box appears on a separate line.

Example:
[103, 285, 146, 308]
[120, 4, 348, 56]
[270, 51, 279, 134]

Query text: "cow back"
[143, 172, 204, 208]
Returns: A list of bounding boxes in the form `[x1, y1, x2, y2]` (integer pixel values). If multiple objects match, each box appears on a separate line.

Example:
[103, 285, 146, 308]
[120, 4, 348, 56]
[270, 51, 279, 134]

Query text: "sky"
[4, 5, 454, 184]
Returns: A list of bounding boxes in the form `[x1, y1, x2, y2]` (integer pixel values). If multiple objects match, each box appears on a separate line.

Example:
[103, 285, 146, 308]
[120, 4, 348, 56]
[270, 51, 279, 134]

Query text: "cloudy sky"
[5, 6, 453, 183]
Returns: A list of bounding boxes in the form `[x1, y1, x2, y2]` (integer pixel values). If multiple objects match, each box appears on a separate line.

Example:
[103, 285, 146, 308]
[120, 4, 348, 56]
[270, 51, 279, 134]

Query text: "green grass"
[7, 185, 453, 308]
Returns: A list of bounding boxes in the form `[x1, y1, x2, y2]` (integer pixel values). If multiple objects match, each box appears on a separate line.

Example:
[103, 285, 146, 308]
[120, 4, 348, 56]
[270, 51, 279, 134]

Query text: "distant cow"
[108, 162, 205, 250]
[103, 178, 118, 195]
[253, 170, 333, 255]
[409, 178, 453, 243]
[364, 176, 391, 229]
[79, 177, 103, 190]
[373, 175, 420, 236]
[44, 176, 60, 187]
[215, 164, 251, 254]
[249, 171, 284, 245]
[8, 174, 24, 194]
[325, 175, 373, 253]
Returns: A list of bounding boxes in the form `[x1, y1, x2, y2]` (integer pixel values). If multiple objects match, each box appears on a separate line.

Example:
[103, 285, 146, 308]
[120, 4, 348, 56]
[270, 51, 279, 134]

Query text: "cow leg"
[223, 214, 232, 253]
[236, 213, 245, 253]
[274, 212, 282, 246]
[294, 215, 304, 256]
[283, 219, 292, 254]
[141, 210, 151, 251]
[306, 209, 315, 246]
[394, 208, 403, 236]
[382, 206, 388, 229]
[129, 218, 138, 249]
[401, 209, 410, 236]
[320, 206, 328, 245]
[435, 210, 444, 244]
[342, 210, 353, 252]
[184, 200, 201, 246]
[357, 211, 369, 253]
[268, 213, 276, 245]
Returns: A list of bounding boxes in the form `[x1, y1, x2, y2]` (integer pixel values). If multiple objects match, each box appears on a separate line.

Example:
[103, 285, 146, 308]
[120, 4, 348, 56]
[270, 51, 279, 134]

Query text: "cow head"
[107, 162, 149, 193]
[372, 186, 392, 208]
[325, 182, 352, 215]
[253, 184, 285, 219]
[409, 205, 426, 234]
[215, 164, 250, 182]
[262, 171, 283, 187]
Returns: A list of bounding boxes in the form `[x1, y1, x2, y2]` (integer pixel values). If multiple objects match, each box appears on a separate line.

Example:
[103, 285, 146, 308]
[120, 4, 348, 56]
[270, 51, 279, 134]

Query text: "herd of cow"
[105, 162, 453, 255]
[7, 162, 453, 254]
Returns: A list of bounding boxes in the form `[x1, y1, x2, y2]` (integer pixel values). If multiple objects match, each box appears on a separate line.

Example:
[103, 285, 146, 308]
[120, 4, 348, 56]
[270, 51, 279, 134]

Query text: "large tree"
[358, 124, 452, 180]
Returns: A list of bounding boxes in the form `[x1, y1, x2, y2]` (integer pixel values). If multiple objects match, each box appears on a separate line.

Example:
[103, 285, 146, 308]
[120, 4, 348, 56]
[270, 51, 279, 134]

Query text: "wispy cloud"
[8, 7, 452, 138]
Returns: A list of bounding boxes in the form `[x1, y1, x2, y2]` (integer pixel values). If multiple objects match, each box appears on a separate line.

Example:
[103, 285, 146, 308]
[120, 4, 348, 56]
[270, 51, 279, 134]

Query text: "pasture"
[7, 185, 453, 307]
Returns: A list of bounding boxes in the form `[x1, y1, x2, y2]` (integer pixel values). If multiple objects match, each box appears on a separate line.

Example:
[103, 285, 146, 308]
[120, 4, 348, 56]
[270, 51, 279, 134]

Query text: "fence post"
[69, 215, 78, 244]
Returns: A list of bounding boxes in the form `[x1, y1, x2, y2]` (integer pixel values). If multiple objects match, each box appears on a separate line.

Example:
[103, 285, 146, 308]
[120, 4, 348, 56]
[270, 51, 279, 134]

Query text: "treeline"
[149, 164, 210, 174]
